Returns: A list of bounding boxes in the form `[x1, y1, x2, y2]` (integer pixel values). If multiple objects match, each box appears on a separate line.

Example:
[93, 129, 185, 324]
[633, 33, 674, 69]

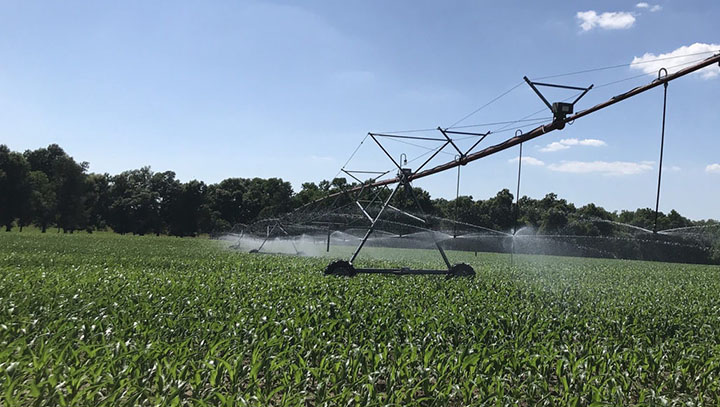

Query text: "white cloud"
[548, 160, 653, 176]
[706, 163, 720, 174]
[667, 165, 681, 173]
[636, 3, 661, 11]
[508, 156, 545, 166]
[539, 138, 607, 152]
[631, 43, 720, 79]
[578, 139, 606, 147]
[541, 142, 570, 152]
[576, 10, 636, 31]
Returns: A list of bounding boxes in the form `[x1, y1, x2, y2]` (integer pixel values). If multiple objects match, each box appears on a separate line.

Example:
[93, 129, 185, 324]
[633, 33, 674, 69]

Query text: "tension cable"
[453, 154, 461, 238]
[511, 130, 523, 265]
[653, 68, 669, 234]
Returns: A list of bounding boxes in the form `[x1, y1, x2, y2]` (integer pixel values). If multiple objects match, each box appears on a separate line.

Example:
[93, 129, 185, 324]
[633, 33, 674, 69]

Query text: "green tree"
[540, 208, 569, 234]
[517, 196, 543, 231]
[150, 171, 182, 235]
[28, 171, 56, 232]
[85, 173, 112, 231]
[293, 182, 326, 208]
[243, 178, 294, 221]
[24, 144, 90, 232]
[485, 189, 515, 232]
[208, 178, 248, 226]
[108, 167, 160, 235]
[534, 193, 575, 234]
[0, 145, 31, 231]
[392, 185, 434, 214]
[569, 203, 615, 236]
[666, 209, 692, 230]
[169, 180, 207, 236]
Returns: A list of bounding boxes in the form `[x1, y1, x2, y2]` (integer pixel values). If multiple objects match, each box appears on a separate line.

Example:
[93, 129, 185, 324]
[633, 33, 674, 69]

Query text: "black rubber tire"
[249, 249, 259, 253]
[449, 263, 475, 278]
[325, 260, 357, 277]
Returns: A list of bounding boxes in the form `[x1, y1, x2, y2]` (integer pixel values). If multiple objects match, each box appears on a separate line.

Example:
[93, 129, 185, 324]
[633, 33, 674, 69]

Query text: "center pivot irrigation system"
[246, 52, 720, 278]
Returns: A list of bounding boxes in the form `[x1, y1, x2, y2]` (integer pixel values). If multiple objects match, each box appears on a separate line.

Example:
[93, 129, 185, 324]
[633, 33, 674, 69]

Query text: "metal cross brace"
[346, 134, 454, 269]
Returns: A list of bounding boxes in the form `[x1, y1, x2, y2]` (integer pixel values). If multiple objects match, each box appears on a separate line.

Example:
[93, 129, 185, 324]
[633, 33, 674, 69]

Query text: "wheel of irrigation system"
[325, 260, 357, 277]
[448, 263, 475, 278]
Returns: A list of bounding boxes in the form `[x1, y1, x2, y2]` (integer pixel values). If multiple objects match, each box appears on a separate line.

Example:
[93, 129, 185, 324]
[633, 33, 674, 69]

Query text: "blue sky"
[1, 1, 718, 219]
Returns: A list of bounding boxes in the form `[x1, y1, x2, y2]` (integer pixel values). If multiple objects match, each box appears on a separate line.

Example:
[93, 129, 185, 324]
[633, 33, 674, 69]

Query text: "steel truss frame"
[248, 219, 301, 255]
[325, 132, 476, 278]
[318, 53, 720, 198]
[246, 52, 720, 277]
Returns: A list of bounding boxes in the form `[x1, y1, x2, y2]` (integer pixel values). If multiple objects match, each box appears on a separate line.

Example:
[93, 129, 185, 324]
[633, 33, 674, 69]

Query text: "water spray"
[237, 52, 720, 272]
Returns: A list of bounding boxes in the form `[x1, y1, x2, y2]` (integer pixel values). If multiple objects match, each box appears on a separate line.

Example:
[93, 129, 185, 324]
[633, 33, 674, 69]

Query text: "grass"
[1, 230, 720, 405]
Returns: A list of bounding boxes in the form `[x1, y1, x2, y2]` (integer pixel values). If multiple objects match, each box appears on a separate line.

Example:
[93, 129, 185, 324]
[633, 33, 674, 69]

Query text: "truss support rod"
[572, 84, 594, 104]
[349, 183, 400, 264]
[276, 222, 301, 255]
[356, 200, 374, 222]
[363, 184, 390, 212]
[523, 76, 552, 110]
[414, 140, 450, 174]
[342, 169, 364, 184]
[276, 223, 290, 235]
[463, 131, 491, 157]
[318, 53, 720, 199]
[527, 80, 589, 91]
[387, 204, 427, 223]
[436, 240, 452, 270]
[369, 133, 402, 170]
[290, 237, 300, 255]
[654, 78, 669, 234]
[255, 223, 278, 252]
[443, 130, 491, 136]
[438, 127, 464, 157]
[326, 224, 331, 252]
[370, 132, 447, 142]
[343, 170, 391, 175]
[335, 182, 363, 208]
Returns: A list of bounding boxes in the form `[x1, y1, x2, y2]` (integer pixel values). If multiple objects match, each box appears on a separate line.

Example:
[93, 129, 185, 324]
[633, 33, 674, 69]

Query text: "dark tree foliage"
[483, 189, 515, 232]
[392, 186, 435, 214]
[26, 171, 56, 232]
[108, 167, 161, 235]
[0, 143, 717, 263]
[0, 145, 31, 231]
[294, 182, 328, 208]
[242, 178, 294, 221]
[86, 173, 112, 231]
[208, 178, 247, 226]
[169, 180, 208, 237]
[23, 144, 90, 233]
[55, 158, 90, 232]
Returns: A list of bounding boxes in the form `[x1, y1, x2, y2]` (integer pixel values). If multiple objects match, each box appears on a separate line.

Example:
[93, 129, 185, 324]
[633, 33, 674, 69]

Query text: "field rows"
[2, 232, 720, 405]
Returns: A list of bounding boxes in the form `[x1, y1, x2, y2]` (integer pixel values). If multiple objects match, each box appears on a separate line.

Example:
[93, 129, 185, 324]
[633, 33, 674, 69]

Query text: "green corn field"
[2, 231, 720, 406]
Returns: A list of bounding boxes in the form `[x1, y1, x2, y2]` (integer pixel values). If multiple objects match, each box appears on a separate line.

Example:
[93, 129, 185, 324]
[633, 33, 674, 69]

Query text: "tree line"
[1, 144, 718, 239]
